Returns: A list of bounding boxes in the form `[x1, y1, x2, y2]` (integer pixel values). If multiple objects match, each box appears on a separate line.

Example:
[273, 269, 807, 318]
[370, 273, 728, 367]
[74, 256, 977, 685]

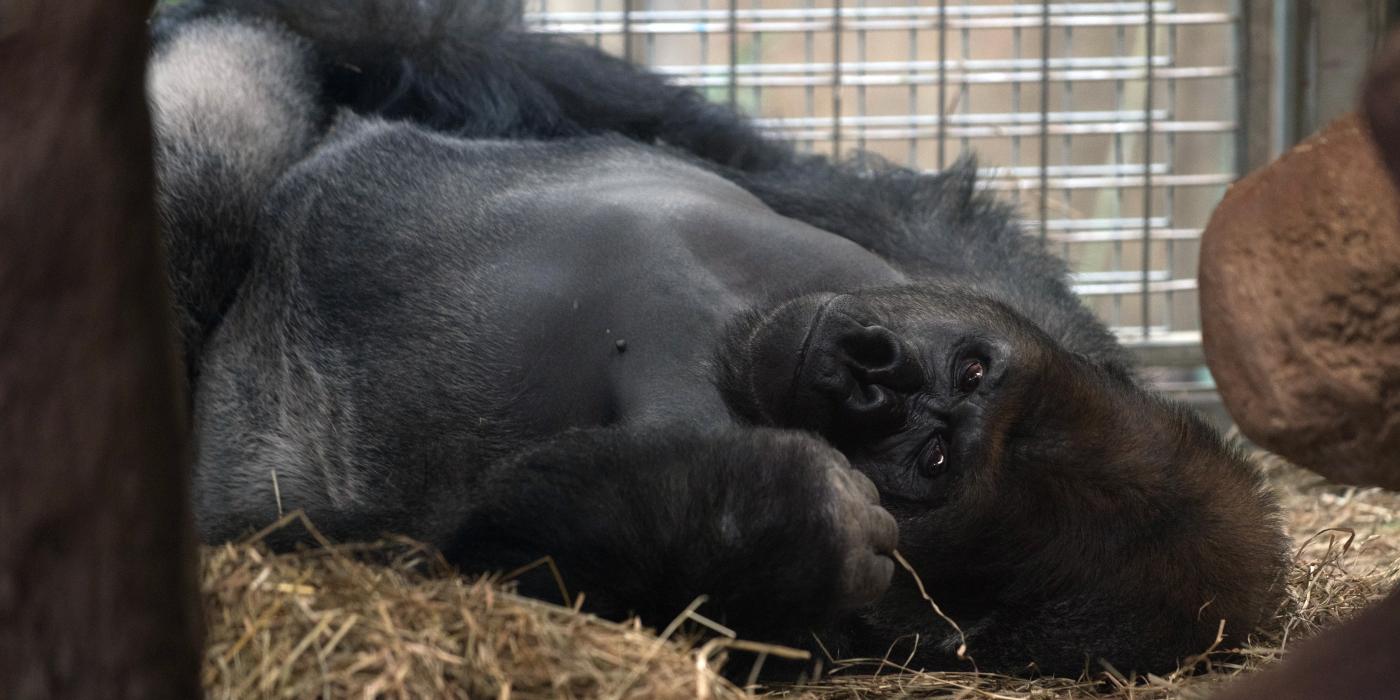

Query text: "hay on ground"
[200, 518, 751, 699]
[202, 452, 1400, 699]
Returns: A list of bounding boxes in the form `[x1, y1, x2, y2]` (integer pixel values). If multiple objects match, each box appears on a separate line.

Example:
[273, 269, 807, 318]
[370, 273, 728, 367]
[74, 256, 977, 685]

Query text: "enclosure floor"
[200, 452, 1400, 699]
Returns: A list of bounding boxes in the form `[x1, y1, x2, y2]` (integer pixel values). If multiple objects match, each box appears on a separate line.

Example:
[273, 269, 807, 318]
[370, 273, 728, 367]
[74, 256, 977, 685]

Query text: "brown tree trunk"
[1213, 588, 1400, 700]
[0, 1, 201, 698]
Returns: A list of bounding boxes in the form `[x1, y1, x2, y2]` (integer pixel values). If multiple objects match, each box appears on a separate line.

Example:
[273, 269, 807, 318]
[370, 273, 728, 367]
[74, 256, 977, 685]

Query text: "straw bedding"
[201, 450, 1400, 699]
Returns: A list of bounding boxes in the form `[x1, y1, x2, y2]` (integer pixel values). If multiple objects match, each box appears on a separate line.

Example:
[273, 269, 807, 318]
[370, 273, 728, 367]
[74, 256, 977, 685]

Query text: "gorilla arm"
[441, 426, 897, 642]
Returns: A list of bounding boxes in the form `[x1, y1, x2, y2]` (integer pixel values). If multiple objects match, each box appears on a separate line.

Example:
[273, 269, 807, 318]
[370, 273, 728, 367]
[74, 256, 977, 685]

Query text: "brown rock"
[1199, 114, 1400, 489]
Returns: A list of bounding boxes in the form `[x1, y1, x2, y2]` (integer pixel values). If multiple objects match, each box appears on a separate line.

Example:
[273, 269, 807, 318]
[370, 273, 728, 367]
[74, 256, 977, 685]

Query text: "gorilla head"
[722, 284, 1287, 672]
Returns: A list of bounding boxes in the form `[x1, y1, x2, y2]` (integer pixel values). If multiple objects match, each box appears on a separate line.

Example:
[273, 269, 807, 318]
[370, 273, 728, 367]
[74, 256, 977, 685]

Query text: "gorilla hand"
[823, 459, 898, 611]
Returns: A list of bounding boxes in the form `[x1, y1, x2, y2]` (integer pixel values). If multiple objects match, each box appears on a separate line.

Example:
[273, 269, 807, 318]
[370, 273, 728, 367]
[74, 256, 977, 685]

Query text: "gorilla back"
[152, 0, 1289, 677]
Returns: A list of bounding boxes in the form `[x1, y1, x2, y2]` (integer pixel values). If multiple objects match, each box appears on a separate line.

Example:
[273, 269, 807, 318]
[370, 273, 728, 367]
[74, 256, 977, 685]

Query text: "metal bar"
[1141, 0, 1156, 340]
[960, 1, 972, 156]
[1308, 0, 1388, 135]
[530, 13, 1236, 35]
[1061, 18, 1075, 262]
[1011, 8, 1024, 211]
[537, 3, 1182, 21]
[733, 0, 744, 107]
[832, 0, 843, 158]
[1075, 278, 1197, 296]
[1113, 16, 1126, 328]
[1114, 331, 1205, 355]
[592, 0, 602, 49]
[980, 173, 1233, 190]
[1233, 0, 1250, 177]
[938, 0, 949, 168]
[653, 55, 1206, 76]
[1164, 12, 1178, 337]
[750, 0, 763, 113]
[1272, 0, 1298, 157]
[645, 1, 656, 68]
[752, 108, 1200, 126]
[700, 0, 711, 68]
[644, 5, 655, 69]
[1115, 330, 1199, 342]
[1039, 0, 1050, 240]
[760, 121, 1236, 143]
[858, 0, 869, 156]
[623, 0, 635, 63]
[1037, 215, 1172, 230]
[1049, 228, 1206, 243]
[538, 3, 1183, 21]
[907, 11, 919, 166]
[802, 0, 814, 152]
[1078, 269, 1174, 283]
[659, 65, 1236, 88]
[987, 161, 1173, 177]
[529, 5, 1228, 24]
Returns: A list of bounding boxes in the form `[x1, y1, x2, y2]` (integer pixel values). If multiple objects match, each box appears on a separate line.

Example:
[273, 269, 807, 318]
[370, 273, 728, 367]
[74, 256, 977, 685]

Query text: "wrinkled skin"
[152, 0, 1289, 677]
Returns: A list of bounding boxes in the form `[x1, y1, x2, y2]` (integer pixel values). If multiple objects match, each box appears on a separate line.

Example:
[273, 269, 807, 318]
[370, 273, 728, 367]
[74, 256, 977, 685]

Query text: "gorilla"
[149, 0, 1288, 676]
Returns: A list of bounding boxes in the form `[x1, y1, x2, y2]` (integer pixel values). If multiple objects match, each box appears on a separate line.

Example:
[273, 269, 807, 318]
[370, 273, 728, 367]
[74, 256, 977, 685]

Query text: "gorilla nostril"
[848, 382, 889, 411]
[841, 383, 908, 428]
[847, 327, 897, 365]
[844, 324, 924, 391]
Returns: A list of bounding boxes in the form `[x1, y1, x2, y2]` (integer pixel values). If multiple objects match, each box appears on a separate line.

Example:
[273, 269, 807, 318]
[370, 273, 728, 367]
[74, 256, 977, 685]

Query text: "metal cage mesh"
[529, 1, 1244, 400]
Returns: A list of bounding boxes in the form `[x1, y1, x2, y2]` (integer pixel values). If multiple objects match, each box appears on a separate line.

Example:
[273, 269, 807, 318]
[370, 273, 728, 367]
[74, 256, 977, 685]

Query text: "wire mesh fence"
[528, 1, 1244, 403]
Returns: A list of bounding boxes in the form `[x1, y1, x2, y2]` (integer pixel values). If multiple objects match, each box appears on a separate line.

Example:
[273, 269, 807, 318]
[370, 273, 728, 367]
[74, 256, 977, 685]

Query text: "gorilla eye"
[957, 359, 985, 394]
[919, 433, 947, 477]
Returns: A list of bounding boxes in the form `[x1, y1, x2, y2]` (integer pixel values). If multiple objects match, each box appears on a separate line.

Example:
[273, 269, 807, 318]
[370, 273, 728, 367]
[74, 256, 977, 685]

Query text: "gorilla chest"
[291, 144, 903, 436]
[473, 174, 905, 430]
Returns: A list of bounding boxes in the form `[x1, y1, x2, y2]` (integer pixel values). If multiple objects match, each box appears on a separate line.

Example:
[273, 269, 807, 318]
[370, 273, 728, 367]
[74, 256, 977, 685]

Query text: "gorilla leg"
[154, 0, 792, 170]
[444, 426, 897, 642]
[148, 16, 324, 367]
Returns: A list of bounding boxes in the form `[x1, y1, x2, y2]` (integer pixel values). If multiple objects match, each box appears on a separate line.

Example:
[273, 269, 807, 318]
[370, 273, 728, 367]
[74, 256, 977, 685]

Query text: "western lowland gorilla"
[149, 0, 1288, 676]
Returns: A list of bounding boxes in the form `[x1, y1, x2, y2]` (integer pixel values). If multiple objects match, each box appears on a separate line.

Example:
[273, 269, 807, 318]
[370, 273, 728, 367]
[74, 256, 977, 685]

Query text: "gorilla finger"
[869, 505, 898, 555]
[847, 553, 895, 608]
[848, 467, 880, 503]
[872, 553, 895, 594]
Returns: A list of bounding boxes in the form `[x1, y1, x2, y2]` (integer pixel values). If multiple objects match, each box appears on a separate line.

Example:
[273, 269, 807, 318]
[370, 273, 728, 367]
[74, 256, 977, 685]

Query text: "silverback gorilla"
[150, 0, 1289, 676]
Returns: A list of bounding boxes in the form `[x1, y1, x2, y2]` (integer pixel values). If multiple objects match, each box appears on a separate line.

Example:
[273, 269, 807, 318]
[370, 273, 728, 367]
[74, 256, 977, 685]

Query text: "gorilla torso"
[196, 120, 904, 544]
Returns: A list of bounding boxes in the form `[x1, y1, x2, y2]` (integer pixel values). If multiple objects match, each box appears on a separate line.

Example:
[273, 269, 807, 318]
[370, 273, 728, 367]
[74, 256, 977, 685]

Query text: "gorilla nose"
[743, 294, 925, 434]
[797, 296, 925, 433]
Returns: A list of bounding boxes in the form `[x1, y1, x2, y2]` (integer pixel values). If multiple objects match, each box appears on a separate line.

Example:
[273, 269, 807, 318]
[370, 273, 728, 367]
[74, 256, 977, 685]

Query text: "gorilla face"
[721, 284, 1287, 670]
[725, 284, 1052, 506]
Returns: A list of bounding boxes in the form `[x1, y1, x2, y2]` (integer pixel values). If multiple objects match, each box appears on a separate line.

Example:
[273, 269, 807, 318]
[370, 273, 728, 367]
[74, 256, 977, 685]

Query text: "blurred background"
[526, 0, 1399, 427]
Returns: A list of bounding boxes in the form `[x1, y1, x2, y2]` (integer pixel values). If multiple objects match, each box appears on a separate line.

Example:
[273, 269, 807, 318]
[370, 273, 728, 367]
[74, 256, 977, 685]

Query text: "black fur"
[149, 0, 1288, 677]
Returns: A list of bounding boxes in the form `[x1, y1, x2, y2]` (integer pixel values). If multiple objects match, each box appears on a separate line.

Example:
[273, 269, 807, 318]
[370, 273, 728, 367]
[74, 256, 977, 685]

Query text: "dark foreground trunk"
[0, 2, 201, 698]
[1213, 588, 1400, 700]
